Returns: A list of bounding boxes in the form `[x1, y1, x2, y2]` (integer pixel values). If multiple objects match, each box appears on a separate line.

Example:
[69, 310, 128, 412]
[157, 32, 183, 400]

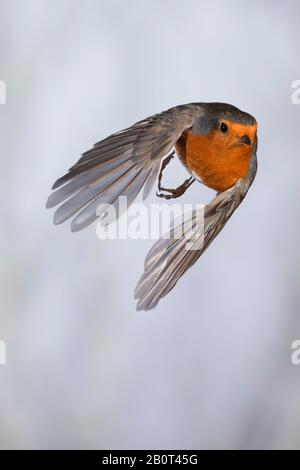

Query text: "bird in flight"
[47, 102, 258, 310]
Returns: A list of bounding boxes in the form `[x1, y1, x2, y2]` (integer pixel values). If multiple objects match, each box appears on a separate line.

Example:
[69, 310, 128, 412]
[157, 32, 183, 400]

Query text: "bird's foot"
[156, 151, 195, 200]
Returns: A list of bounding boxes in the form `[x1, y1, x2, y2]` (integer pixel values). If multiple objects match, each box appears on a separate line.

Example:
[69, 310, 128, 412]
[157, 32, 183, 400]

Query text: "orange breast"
[175, 128, 253, 192]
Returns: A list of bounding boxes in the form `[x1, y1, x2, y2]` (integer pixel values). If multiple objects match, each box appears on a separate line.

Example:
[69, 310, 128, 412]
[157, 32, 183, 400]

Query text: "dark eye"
[220, 122, 228, 133]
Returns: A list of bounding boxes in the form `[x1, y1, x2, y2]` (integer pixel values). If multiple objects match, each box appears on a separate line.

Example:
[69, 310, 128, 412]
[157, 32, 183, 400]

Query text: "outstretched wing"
[47, 104, 201, 232]
[135, 150, 258, 311]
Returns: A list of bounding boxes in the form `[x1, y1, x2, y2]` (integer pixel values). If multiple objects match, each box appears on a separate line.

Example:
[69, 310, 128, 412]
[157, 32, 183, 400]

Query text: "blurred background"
[0, 0, 300, 450]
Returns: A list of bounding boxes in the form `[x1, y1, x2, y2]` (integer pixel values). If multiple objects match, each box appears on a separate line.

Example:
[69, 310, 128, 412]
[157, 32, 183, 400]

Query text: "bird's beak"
[239, 134, 251, 146]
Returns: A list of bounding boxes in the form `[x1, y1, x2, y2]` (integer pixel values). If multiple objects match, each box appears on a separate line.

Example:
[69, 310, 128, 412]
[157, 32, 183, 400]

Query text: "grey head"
[192, 102, 257, 135]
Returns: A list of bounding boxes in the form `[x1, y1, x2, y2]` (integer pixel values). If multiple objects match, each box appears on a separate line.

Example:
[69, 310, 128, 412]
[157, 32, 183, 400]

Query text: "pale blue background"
[0, 0, 300, 449]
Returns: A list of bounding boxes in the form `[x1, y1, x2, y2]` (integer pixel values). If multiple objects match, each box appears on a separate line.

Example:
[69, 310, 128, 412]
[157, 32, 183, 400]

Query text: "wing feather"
[47, 104, 200, 230]
[135, 152, 258, 310]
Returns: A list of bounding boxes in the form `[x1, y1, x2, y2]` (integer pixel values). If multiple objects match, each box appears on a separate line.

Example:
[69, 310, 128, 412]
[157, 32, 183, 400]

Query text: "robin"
[47, 102, 258, 310]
